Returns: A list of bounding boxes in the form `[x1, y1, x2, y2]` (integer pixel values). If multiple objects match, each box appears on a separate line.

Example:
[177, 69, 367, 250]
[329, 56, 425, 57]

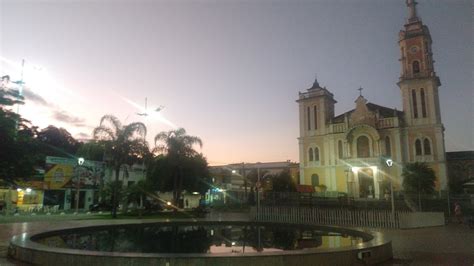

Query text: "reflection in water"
[36, 224, 364, 254]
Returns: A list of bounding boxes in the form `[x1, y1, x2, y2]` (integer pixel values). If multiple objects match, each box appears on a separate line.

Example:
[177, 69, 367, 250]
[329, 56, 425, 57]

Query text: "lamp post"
[384, 158, 395, 220]
[75, 157, 85, 214]
[345, 169, 351, 197]
[257, 163, 261, 218]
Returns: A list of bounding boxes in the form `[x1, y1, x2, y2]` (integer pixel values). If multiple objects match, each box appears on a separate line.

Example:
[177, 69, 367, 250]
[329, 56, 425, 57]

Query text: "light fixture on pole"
[383, 157, 396, 220]
[256, 162, 261, 219]
[75, 157, 85, 214]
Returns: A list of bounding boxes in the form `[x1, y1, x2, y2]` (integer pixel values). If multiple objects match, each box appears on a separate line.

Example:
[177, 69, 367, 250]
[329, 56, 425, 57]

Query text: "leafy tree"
[271, 170, 297, 192]
[246, 169, 269, 186]
[0, 85, 41, 185]
[93, 115, 150, 218]
[402, 162, 436, 210]
[37, 125, 79, 156]
[76, 141, 106, 161]
[153, 128, 203, 207]
[147, 153, 210, 197]
[126, 180, 149, 208]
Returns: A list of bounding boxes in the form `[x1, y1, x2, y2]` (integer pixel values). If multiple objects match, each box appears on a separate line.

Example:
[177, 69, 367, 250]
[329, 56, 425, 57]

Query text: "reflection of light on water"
[36, 224, 366, 254]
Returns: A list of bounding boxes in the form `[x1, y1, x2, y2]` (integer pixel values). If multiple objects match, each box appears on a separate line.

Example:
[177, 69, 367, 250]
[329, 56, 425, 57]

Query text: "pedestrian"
[454, 202, 463, 224]
[185, 199, 189, 208]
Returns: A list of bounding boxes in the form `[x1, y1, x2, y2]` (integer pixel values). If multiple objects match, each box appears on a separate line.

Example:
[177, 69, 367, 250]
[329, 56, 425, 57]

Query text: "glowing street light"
[383, 157, 396, 220]
[75, 157, 85, 214]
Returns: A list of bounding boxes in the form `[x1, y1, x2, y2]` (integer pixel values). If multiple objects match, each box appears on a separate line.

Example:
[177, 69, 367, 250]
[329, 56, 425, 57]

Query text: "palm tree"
[402, 162, 436, 211]
[93, 115, 149, 218]
[154, 128, 202, 207]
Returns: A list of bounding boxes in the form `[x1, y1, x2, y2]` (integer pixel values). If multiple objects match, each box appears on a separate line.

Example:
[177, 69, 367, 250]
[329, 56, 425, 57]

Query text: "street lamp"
[383, 157, 396, 220]
[344, 169, 351, 197]
[75, 157, 85, 214]
[256, 162, 261, 218]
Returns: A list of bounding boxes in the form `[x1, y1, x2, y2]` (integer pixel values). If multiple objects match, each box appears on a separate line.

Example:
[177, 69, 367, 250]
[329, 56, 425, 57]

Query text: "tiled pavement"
[0, 213, 473, 265]
[380, 223, 474, 265]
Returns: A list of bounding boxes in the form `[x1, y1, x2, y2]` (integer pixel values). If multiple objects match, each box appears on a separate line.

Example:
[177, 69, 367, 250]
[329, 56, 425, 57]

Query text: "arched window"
[311, 174, 319, 186]
[308, 148, 313, 161]
[357, 136, 370, 158]
[412, 89, 418, 118]
[314, 147, 320, 161]
[313, 106, 318, 130]
[307, 107, 311, 130]
[412, 61, 420, 74]
[385, 136, 392, 157]
[424, 138, 431, 155]
[415, 139, 422, 156]
[420, 88, 427, 118]
[338, 140, 343, 159]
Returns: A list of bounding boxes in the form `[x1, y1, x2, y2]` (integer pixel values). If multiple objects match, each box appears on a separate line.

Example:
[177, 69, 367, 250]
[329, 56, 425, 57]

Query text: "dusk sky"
[1, 0, 472, 165]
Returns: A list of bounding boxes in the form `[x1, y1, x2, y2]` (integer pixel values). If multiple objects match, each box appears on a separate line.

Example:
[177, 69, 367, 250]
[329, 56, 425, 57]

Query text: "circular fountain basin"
[9, 221, 392, 265]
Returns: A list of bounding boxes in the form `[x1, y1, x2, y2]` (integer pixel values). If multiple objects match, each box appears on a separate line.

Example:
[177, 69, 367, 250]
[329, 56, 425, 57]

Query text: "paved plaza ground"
[0, 213, 473, 265]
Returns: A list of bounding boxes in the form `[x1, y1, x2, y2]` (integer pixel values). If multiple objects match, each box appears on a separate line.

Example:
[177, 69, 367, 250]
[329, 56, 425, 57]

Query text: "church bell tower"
[398, 0, 442, 126]
[398, 0, 447, 190]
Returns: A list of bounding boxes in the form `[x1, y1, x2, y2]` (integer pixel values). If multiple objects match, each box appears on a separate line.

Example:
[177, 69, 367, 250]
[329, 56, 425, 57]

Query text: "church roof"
[332, 102, 403, 123]
[446, 151, 474, 161]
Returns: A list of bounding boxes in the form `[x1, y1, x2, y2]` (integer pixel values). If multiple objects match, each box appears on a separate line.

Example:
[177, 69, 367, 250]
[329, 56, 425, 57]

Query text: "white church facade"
[297, 0, 447, 198]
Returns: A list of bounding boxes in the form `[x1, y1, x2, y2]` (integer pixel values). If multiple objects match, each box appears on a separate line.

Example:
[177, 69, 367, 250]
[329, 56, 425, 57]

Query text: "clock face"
[410, 46, 418, 54]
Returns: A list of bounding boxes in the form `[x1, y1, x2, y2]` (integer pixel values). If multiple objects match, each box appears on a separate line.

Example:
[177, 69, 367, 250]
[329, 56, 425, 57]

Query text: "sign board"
[44, 156, 104, 189]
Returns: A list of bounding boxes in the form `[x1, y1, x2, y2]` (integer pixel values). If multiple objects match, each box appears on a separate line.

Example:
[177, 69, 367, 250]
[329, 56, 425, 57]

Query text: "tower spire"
[313, 74, 319, 88]
[406, 0, 419, 22]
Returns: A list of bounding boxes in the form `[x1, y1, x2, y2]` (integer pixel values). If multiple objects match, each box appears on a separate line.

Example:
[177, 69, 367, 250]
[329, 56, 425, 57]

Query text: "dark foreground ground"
[0, 213, 473, 265]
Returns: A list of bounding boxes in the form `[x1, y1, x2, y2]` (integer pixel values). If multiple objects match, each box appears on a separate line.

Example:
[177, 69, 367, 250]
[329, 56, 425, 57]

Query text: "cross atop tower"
[406, 0, 419, 22]
[358, 87, 363, 96]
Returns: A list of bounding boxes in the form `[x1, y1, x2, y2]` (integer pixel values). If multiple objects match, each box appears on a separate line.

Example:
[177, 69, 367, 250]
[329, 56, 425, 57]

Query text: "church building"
[297, 0, 447, 198]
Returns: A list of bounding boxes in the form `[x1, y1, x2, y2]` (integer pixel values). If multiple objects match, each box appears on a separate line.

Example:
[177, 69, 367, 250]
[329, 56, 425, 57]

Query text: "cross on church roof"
[358, 87, 363, 96]
[406, 0, 419, 22]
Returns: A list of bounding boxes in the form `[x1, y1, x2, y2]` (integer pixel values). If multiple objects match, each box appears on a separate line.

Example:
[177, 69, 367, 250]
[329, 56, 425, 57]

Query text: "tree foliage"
[93, 115, 150, 217]
[271, 170, 297, 192]
[0, 86, 43, 185]
[402, 162, 436, 194]
[147, 154, 210, 195]
[38, 125, 80, 156]
[150, 128, 208, 206]
[76, 141, 106, 161]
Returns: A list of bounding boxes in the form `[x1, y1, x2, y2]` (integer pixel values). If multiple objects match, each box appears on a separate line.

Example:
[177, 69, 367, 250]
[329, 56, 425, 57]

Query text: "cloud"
[22, 88, 49, 106]
[52, 110, 87, 127]
[75, 132, 90, 139]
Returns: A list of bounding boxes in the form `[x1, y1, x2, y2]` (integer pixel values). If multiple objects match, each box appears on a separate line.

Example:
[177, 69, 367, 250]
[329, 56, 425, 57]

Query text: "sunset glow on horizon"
[1, 0, 472, 165]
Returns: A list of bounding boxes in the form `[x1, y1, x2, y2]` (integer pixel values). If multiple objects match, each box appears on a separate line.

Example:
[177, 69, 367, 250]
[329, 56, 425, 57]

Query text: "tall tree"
[38, 125, 79, 156]
[271, 170, 297, 192]
[93, 115, 149, 218]
[0, 84, 41, 184]
[153, 128, 203, 207]
[402, 162, 436, 210]
[76, 141, 106, 161]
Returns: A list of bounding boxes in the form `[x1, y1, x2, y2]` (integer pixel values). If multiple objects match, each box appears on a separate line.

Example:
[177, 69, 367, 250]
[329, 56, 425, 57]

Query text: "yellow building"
[297, 0, 447, 198]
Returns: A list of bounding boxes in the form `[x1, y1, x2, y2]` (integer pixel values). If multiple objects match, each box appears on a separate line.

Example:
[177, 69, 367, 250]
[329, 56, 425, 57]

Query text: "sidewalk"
[381, 223, 474, 265]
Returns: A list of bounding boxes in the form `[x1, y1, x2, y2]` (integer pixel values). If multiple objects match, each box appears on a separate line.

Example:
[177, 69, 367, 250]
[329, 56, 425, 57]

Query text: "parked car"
[89, 202, 112, 212]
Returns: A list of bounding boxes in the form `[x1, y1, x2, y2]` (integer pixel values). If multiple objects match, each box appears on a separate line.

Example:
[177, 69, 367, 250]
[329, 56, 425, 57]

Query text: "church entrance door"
[358, 168, 375, 198]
